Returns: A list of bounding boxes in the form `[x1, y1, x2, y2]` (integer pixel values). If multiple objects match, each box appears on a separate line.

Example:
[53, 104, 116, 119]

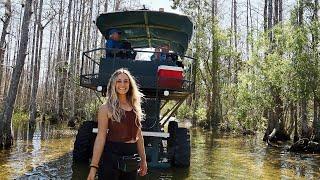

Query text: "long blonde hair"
[106, 68, 144, 124]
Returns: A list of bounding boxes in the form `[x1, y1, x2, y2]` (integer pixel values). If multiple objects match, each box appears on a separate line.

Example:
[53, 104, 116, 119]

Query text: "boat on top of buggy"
[73, 9, 196, 168]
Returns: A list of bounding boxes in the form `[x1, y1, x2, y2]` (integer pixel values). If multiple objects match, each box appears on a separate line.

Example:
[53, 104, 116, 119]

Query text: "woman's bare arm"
[136, 129, 146, 161]
[136, 128, 147, 176]
[87, 104, 109, 179]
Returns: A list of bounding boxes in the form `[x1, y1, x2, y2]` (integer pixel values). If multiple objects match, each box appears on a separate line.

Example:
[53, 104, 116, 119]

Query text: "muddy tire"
[168, 121, 178, 138]
[172, 127, 191, 167]
[168, 121, 178, 159]
[73, 121, 97, 163]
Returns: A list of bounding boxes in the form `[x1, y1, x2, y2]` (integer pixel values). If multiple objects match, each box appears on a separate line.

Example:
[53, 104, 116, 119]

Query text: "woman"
[87, 68, 147, 180]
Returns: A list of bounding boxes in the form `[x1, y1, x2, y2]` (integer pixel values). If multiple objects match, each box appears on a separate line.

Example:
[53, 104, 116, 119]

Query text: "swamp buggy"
[73, 9, 196, 168]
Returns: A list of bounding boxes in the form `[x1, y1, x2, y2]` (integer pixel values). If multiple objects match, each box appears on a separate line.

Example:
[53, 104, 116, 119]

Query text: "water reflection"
[1, 126, 320, 179]
[0, 121, 76, 179]
[189, 129, 320, 179]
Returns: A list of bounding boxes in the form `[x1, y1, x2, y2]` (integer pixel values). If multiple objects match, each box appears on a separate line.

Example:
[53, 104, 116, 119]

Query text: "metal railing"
[80, 47, 196, 93]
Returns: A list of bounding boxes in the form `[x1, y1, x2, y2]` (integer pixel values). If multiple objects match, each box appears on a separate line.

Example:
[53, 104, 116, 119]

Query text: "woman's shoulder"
[98, 104, 111, 118]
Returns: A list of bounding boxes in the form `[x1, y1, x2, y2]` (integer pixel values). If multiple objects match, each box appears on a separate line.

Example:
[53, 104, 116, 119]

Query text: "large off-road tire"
[73, 121, 98, 163]
[167, 121, 178, 158]
[168, 121, 178, 138]
[171, 127, 191, 167]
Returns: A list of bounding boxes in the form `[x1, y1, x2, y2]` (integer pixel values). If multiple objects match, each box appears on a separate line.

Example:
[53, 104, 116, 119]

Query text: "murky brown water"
[1, 125, 320, 179]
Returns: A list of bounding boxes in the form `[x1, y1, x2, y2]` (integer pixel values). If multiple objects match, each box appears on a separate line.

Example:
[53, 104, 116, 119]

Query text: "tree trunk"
[293, 103, 298, 142]
[43, 20, 54, 115]
[74, 0, 86, 120]
[279, 0, 283, 23]
[114, 0, 121, 11]
[233, 0, 239, 84]
[265, 0, 289, 142]
[29, 0, 44, 128]
[298, 0, 303, 26]
[26, 1, 39, 112]
[0, 0, 12, 147]
[64, 0, 72, 121]
[0, 0, 33, 148]
[274, 88, 289, 140]
[233, 0, 237, 50]
[100, 0, 109, 47]
[301, 98, 309, 137]
[231, 0, 234, 48]
[297, 0, 309, 138]
[313, 97, 320, 141]
[56, 0, 66, 121]
[246, 0, 249, 60]
[274, 0, 279, 25]
[1, 35, 12, 98]
[268, 0, 273, 42]
[191, 0, 201, 125]
[0, 0, 12, 88]
[265, 87, 290, 142]
[68, 0, 78, 125]
[210, 0, 221, 128]
[312, 0, 320, 141]
[47, 22, 57, 115]
[264, 0, 273, 141]
[249, 0, 254, 52]
[264, 0, 268, 33]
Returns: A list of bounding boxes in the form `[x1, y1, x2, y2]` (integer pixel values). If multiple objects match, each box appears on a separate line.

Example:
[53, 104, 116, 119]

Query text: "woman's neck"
[118, 94, 128, 104]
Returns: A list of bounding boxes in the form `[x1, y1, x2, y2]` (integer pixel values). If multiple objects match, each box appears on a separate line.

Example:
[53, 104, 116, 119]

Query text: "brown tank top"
[107, 110, 140, 142]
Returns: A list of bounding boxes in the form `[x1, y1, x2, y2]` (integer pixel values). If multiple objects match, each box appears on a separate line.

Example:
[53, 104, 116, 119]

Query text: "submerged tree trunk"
[264, 88, 290, 142]
[312, 0, 320, 141]
[297, 0, 310, 139]
[289, 103, 299, 142]
[313, 97, 320, 141]
[0, 0, 33, 148]
[274, 88, 289, 140]
[264, 0, 273, 141]
[264, 0, 289, 142]
[0, 0, 12, 148]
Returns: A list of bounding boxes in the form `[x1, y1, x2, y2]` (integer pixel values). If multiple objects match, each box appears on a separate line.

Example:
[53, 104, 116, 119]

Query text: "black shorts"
[98, 141, 138, 180]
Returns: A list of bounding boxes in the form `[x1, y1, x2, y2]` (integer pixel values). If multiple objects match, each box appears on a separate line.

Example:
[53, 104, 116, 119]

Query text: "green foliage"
[194, 107, 206, 122]
[82, 98, 104, 121]
[12, 110, 29, 128]
[176, 103, 192, 120]
[172, 0, 320, 135]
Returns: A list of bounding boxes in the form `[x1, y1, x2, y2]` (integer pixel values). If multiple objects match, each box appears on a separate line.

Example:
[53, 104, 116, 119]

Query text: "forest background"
[0, 0, 319, 148]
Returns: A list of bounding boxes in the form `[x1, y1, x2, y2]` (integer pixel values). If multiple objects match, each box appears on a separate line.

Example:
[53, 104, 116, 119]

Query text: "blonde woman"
[87, 68, 147, 180]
